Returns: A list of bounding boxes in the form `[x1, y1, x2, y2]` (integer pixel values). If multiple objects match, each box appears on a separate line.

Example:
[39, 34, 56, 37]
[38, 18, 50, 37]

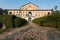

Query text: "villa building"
[8, 3, 52, 21]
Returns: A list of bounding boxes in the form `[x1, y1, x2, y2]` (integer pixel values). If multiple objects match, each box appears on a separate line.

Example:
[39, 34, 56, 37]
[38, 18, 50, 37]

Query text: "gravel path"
[0, 22, 60, 40]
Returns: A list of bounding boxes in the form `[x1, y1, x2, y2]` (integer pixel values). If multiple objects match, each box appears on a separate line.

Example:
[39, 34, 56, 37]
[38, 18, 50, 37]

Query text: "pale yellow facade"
[8, 3, 52, 21]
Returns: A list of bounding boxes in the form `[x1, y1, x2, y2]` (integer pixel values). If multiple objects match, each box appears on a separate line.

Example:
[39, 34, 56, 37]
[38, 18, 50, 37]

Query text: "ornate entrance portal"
[28, 12, 32, 21]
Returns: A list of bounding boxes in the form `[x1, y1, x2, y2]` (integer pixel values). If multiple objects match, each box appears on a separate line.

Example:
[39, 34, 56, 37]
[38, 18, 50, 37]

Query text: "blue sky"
[0, 0, 60, 10]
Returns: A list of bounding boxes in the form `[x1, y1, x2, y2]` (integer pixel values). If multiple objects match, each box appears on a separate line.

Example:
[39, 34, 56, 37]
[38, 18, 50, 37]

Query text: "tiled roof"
[6, 9, 52, 11]
[5, 9, 20, 11]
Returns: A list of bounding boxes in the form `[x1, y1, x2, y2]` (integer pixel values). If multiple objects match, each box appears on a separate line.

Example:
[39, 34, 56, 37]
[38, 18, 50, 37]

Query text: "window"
[20, 14, 22, 17]
[26, 14, 27, 16]
[48, 12, 50, 15]
[17, 11, 18, 13]
[23, 11, 24, 13]
[9, 12, 12, 14]
[19, 11, 21, 13]
[14, 11, 15, 13]
[17, 14, 22, 17]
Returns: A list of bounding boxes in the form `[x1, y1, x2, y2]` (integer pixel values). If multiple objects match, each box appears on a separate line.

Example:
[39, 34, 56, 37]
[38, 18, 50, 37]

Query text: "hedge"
[0, 15, 28, 29]
[32, 11, 60, 28]
[14, 18, 27, 27]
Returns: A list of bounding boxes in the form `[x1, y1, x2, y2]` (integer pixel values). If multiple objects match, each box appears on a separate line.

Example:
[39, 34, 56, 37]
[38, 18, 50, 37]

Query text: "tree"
[0, 8, 8, 15]
[0, 8, 3, 15]
[54, 6, 58, 11]
[3, 9, 8, 15]
[54, 11, 60, 28]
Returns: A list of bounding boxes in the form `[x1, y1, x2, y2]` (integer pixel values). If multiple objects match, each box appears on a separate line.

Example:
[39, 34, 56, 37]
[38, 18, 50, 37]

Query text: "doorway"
[28, 12, 32, 21]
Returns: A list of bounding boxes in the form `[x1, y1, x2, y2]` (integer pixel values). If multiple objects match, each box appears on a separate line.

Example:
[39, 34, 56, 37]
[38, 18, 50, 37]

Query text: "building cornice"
[6, 9, 52, 11]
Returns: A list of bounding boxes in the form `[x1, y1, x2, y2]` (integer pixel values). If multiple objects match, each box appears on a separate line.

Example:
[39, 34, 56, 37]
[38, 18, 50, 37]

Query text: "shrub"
[0, 14, 28, 29]
[0, 15, 16, 29]
[32, 11, 60, 28]
[32, 18, 40, 24]
[14, 18, 21, 27]
[14, 18, 27, 27]
[0, 22, 2, 28]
